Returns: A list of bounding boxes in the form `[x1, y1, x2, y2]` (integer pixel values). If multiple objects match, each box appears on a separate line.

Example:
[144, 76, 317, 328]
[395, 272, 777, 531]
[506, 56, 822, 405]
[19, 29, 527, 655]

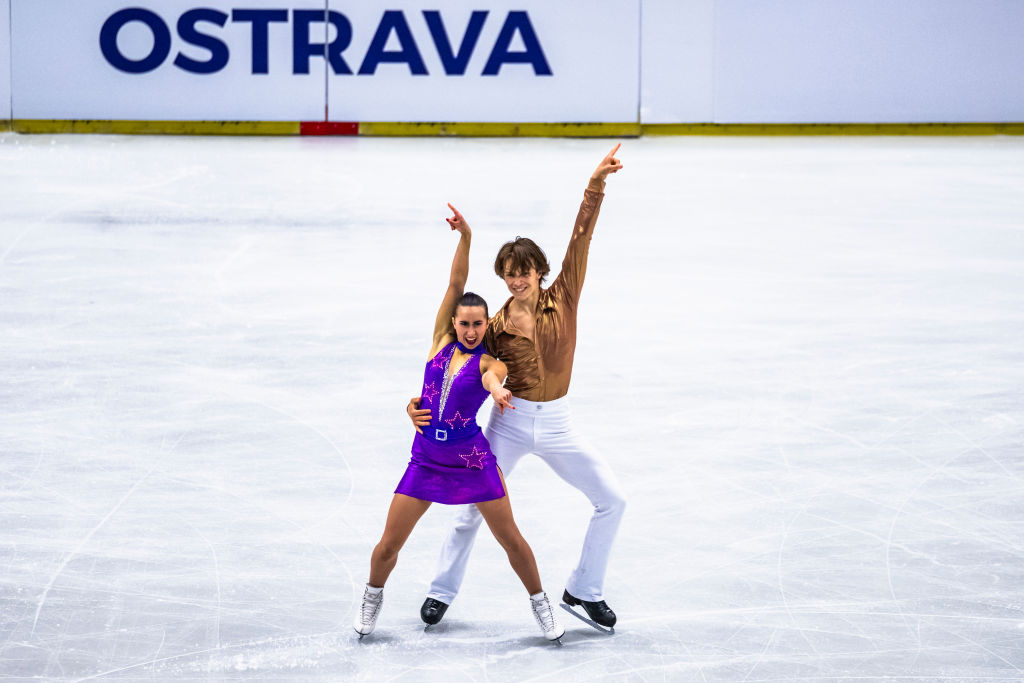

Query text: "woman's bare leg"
[475, 475, 542, 595]
[369, 494, 432, 587]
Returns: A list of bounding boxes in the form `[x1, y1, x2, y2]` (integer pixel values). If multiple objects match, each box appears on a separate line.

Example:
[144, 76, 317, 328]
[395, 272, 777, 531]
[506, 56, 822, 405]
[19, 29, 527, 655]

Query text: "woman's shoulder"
[427, 335, 456, 360]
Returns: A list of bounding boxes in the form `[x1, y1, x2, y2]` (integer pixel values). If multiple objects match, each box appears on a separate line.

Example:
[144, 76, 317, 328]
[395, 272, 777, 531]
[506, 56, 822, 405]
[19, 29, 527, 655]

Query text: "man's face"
[503, 263, 541, 301]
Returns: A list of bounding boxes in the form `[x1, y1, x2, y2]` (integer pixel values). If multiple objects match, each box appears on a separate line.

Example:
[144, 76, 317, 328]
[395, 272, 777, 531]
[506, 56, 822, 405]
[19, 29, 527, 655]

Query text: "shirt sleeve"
[550, 177, 606, 303]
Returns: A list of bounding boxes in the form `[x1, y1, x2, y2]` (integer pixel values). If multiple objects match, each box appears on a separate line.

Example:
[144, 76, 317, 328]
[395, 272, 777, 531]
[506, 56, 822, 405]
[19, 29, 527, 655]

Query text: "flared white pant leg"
[531, 403, 626, 602]
[426, 396, 625, 604]
[425, 404, 533, 604]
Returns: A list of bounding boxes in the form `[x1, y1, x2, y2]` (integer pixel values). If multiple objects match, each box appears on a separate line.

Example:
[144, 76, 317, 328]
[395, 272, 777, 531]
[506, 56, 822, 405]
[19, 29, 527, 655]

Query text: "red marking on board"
[300, 121, 359, 136]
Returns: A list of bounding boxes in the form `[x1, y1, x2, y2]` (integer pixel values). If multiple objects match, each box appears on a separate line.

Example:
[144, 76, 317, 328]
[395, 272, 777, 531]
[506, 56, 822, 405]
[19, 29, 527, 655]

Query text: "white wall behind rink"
[12, 0, 326, 121]
[10, 0, 639, 123]
[641, 0, 1024, 124]
[7, 0, 1024, 124]
[326, 0, 639, 123]
[1, 0, 11, 121]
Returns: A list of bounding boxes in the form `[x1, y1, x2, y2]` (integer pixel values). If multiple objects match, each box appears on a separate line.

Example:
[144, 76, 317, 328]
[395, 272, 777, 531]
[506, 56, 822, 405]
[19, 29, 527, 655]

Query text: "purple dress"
[394, 342, 506, 504]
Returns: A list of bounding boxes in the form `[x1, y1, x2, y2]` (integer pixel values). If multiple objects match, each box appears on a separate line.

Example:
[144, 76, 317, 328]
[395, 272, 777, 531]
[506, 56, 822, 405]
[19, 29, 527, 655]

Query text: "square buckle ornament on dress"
[435, 428, 448, 441]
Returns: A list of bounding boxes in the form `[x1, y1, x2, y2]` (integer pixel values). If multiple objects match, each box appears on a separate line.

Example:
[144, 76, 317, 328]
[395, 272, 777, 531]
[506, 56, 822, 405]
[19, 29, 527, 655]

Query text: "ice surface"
[1, 133, 1023, 681]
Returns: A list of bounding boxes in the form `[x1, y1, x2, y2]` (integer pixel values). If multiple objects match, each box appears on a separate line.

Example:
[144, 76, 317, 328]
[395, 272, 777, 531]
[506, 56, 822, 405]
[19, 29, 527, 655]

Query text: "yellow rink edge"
[6, 120, 1024, 137]
[643, 123, 1024, 135]
[365, 122, 1024, 136]
[358, 122, 642, 137]
[12, 120, 300, 135]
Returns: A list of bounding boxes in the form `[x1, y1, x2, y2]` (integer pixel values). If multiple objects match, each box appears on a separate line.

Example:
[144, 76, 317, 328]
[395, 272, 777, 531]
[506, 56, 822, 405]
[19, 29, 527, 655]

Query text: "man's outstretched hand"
[407, 397, 431, 434]
[592, 143, 623, 181]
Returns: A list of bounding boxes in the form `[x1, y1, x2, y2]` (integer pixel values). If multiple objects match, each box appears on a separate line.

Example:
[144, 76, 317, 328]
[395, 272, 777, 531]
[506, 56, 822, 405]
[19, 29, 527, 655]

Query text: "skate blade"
[559, 603, 614, 634]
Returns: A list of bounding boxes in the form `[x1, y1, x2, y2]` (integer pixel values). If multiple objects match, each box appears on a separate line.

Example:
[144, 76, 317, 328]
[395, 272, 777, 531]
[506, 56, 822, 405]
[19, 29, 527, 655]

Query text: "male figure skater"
[407, 145, 626, 628]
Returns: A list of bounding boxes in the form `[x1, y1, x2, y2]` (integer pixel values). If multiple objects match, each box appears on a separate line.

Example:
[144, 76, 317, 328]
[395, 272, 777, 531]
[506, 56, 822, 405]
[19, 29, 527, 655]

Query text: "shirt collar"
[491, 289, 557, 335]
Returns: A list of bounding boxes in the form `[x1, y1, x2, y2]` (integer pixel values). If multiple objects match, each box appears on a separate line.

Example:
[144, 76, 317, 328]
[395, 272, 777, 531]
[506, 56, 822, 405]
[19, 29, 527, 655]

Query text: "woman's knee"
[500, 537, 531, 561]
[374, 537, 403, 561]
[489, 524, 526, 553]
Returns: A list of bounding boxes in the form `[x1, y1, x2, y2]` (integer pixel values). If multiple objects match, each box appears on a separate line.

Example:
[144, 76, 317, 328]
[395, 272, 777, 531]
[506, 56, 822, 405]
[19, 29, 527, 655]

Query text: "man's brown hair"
[493, 237, 551, 284]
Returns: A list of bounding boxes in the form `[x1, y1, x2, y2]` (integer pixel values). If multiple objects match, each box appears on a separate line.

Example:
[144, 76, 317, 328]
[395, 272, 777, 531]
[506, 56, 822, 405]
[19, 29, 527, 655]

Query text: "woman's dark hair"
[455, 291, 488, 319]
[493, 237, 551, 285]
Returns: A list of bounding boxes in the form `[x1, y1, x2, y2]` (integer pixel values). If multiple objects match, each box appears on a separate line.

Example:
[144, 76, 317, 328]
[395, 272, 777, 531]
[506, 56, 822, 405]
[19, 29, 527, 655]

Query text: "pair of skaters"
[354, 145, 627, 642]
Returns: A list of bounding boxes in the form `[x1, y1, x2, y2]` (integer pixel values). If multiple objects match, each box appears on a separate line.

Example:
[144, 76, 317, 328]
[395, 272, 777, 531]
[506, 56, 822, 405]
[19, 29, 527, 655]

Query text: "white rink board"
[640, 0, 1024, 124]
[7, 0, 1024, 125]
[713, 0, 1024, 123]
[1, 0, 10, 121]
[10, 0, 326, 121]
[326, 0, 640, 123]
[640, 0, 713, 124]
[8, 0, 638, 123]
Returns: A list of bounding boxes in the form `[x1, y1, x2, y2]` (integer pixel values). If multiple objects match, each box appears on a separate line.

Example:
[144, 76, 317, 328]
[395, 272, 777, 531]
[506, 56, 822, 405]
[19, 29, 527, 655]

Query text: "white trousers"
[426, 395, 626, 603]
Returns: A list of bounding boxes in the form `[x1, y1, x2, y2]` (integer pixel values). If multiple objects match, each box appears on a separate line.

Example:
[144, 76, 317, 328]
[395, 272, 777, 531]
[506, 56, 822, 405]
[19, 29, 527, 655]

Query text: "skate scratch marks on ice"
[69, 630, 340, 682]
[31, 463, 159, 634]
[177, 513, 224, 650]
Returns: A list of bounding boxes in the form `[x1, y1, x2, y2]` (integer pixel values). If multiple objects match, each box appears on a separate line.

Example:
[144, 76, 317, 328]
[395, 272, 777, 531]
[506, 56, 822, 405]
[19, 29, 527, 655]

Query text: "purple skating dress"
[394, 342, 506, 504]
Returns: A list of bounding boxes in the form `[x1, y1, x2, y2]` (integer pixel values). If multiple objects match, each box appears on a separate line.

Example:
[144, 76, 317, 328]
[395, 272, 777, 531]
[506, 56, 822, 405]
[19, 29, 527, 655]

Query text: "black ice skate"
[420, 597, 449, 626]
[561, 590, 616, 633]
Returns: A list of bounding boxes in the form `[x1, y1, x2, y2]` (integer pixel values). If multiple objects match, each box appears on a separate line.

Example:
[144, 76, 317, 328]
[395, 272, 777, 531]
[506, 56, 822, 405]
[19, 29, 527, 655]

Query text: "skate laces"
[531, 594, 556, 631]
[360, 588, 382, 622]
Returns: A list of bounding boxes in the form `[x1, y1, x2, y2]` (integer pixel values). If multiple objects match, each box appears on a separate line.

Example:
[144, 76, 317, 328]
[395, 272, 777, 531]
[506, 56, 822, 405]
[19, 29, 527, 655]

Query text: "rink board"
[709, 0, 1024, 123]
[5, 0, 1024, 130]
[9, 0, 639, 123]
[10, 0, 328, 121]
[1, 0, 10, 123]
[9, 120, 1024, 136]
[324, 0, 640, 123]
[640, 0, 1024, 124]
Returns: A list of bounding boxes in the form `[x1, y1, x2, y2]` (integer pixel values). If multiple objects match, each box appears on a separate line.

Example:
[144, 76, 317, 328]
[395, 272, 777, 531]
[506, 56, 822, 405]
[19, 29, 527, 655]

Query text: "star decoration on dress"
[444, 410, 472, 429]
[430, 349, 450, 370]
[459, 446, 488, 469]
[421, 381, 438, 403]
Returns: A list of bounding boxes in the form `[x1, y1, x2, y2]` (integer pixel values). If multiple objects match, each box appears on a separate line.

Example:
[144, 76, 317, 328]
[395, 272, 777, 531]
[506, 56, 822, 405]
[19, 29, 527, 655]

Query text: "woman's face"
[452, 305, 487, 349]
[503, 264, 541, 302]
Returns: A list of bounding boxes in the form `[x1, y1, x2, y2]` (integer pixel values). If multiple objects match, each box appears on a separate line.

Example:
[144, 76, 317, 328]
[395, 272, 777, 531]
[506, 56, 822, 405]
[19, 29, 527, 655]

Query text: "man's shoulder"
[540, 280, 571, 311]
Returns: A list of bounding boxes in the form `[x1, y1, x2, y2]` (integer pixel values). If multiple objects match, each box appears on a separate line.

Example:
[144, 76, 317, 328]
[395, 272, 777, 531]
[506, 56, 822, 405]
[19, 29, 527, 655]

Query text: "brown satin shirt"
[484, 178, 606, 402]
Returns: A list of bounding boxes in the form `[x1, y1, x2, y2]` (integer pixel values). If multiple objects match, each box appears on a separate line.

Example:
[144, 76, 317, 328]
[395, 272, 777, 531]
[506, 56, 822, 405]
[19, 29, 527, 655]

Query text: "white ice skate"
[353, 585, 383, 638]
[530, 592, 565, 642]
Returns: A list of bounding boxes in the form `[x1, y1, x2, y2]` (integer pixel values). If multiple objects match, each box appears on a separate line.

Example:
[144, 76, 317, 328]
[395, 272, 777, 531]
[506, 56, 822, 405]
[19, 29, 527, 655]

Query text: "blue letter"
[293, 10, 353, 75]
[99, 8, 171, 74]
[174, 9, 229, 74]
[482, 11, 551, 76]
[358, 11, 427, 75]
[423, 10, 487, 76]
[232, 9, 288, 74]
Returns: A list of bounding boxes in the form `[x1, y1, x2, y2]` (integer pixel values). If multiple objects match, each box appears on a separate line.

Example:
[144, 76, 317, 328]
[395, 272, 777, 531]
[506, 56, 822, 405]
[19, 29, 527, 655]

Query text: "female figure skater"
[353, 204, 564, 642]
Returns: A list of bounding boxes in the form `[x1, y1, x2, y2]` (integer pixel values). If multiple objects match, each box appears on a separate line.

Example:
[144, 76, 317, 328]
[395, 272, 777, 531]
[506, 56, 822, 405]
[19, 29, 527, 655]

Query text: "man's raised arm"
[556, 144, 623, 298]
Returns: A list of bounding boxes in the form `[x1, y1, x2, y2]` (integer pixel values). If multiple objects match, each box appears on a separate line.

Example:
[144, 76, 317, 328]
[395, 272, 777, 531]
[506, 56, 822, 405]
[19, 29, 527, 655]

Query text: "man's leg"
[534, 407, 626, 604]
[424, 406, 533, 606]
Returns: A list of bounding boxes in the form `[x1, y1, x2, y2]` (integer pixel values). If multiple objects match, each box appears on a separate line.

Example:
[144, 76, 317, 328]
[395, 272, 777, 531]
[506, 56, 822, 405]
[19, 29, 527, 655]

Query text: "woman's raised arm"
[429, 203, 472, 349]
